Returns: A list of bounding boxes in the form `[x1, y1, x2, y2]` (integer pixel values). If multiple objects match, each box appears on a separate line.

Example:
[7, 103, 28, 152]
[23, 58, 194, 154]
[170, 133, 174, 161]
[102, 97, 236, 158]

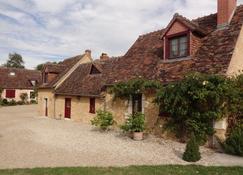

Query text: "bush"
[20, 93, 28, 103]
[8, 99, 17, 106]
[91, 110, 115, 131]
[1, 99, 8, 106]
[30, 100, 37, 104]
[121, 113, 145, 133]
[223, 125, 243, 157]
[17, 101, 25, 105]
[183, 134, 201, 162]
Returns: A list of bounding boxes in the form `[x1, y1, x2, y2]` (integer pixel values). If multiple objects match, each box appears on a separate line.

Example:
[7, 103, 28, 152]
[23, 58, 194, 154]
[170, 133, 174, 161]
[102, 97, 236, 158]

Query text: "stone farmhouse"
[38, 0, 243, 141]
[0, 67, 41, 101]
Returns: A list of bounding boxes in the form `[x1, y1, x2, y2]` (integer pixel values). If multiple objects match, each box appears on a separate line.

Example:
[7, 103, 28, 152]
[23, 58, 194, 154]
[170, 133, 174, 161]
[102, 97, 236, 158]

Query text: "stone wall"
[227, 26, 243, 76]
[105, 91, 159, 128]
[38, 89, 55, 118]
[54, 95, 103, 123]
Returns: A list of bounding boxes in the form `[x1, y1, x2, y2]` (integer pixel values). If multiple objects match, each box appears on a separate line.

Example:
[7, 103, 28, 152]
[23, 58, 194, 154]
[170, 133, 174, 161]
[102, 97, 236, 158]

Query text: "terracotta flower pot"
[133, 132, 143, 141]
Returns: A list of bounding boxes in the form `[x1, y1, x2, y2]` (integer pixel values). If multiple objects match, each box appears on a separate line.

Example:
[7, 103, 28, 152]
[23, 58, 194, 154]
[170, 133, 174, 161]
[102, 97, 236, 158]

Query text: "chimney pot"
[100, 53, 109, 61]
[85, 49, 91, 57]
[217, 0, 237, 28]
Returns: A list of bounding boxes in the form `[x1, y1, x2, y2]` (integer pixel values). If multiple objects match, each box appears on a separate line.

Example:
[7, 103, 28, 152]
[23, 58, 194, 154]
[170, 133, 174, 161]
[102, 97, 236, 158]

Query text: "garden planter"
[133, 132, 143, 141]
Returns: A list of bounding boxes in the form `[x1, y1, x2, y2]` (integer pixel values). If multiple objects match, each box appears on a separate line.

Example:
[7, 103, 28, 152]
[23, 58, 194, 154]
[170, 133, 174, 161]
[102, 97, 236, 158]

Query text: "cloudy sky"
[0, 0, 243, 69]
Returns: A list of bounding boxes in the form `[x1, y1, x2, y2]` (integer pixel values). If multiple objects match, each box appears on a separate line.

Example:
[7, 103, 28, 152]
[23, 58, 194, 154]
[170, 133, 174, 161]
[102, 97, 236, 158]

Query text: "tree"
[35, 64, 44, 71]
[3, 53, 25, 69]
[35, 62, 57, 71]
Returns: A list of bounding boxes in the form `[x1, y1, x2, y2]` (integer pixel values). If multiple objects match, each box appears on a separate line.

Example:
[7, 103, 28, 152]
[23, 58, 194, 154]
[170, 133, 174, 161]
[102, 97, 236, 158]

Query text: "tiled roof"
[40, 54, 85, 88]
[44, 64, 66, 73]
[55, 5, 243, 97]
[192, 13, 217, 34]
[0, 67, 41, 89]
[192, 5, 243, 74]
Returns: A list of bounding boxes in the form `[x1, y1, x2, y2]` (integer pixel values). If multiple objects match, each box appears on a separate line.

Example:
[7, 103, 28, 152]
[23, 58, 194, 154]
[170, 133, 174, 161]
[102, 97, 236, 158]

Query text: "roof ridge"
[192, 13, 217, 23]
[0, 67, 40, 72]
[139, 28, 165, 38]
[59, 54, 85, 64]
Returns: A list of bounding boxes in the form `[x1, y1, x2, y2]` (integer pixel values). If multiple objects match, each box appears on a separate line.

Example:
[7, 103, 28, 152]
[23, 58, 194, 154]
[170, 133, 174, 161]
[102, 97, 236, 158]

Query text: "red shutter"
[6, 90, 16, 98]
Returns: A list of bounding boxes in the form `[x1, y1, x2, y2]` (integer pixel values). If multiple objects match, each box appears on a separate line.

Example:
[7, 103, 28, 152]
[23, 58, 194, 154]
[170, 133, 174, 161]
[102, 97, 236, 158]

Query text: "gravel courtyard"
[0, 105, 242, 169]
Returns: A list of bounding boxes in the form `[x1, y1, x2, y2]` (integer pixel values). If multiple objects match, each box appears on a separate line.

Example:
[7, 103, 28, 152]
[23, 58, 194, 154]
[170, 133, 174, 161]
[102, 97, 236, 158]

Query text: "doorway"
[65, 98, 71, 119]
[44, 98, 48, 117]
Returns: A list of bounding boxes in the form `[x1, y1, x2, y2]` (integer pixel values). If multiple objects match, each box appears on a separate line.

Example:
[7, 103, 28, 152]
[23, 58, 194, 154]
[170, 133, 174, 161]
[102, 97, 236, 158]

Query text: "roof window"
[9, 72, 16, 76]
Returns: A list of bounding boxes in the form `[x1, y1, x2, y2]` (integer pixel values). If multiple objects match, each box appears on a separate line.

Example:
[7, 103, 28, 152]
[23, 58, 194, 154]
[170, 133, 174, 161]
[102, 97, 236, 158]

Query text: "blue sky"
[0, 0, 243, 69]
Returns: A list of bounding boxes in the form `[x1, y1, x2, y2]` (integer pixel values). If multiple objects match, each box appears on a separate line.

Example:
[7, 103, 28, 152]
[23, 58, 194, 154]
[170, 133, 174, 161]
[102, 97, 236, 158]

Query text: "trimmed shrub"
[121, 113, 145, 133]
[183, 134, 201, 162]
[223, 125, 243, 157]
[91, 110, 115, 131]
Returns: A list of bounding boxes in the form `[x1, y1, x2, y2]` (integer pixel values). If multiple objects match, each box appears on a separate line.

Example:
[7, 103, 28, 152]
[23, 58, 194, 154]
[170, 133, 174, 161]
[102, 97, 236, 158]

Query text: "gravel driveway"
[0, 105, 242, 169]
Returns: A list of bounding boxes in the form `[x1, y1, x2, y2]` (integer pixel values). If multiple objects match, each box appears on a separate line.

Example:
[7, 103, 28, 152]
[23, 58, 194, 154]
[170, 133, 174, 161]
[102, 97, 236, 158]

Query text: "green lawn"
[1, 165, 243, 175]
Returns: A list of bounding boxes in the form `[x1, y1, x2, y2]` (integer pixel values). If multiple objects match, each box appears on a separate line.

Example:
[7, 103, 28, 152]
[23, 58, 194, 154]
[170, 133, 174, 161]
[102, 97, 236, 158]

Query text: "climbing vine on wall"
[155, 72, 241, 143]
[111, 78, 162, 100]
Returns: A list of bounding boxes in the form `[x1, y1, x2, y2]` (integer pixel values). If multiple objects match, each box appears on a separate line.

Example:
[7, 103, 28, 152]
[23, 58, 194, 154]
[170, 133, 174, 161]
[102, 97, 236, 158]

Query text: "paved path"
[0, 105, 242, 169]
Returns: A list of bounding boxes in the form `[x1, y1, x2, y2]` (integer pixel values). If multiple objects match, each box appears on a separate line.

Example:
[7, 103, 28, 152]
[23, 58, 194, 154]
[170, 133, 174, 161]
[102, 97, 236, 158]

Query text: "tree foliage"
[155, 73, 240, 143]
[3, 53, 25, 69]
[35, 64, 45, 71]
[35, 62, 57, 71]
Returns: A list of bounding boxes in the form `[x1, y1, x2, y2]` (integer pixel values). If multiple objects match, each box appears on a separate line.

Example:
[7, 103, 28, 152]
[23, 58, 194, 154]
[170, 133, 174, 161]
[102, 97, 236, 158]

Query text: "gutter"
[54, 92, 101, 98]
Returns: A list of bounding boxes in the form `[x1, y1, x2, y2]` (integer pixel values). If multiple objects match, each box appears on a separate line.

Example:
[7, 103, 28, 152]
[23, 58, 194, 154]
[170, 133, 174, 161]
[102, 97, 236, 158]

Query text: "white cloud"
[0, 0, 243, 69]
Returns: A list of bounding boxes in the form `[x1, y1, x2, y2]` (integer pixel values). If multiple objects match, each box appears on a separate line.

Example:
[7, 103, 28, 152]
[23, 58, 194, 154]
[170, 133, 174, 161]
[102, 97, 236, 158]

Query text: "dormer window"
[90, 65, 101, 75]
[169, 35, 189, 59]
[9, 72, 16, 76]
[30, 80, 37, 86]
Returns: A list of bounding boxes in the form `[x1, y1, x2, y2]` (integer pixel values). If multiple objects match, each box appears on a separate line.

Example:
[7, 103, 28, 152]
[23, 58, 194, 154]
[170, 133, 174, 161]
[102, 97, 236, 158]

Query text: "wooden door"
[89, 98, 96, 114]
[65, 98, 71, 118]
[44, 98, 48, 117]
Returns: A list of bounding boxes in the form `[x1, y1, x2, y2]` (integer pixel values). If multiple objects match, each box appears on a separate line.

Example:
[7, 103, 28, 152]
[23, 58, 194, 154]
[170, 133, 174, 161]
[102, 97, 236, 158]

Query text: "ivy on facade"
[155, 72, 242, 143]
[111, 78, 162, 100]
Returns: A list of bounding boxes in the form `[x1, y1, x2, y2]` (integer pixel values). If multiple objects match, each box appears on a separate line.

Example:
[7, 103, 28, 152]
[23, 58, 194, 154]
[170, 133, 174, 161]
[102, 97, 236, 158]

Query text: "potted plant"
[121, 112, 145, 141]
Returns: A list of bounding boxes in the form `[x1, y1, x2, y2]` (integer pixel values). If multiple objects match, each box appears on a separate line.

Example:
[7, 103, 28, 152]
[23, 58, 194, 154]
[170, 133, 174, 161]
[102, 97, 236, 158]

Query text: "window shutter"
[6, 90, 15, 98]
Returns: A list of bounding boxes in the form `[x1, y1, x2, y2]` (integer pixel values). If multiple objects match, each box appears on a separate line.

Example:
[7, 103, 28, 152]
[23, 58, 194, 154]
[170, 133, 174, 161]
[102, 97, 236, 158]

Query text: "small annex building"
[0, 67, 41, 102]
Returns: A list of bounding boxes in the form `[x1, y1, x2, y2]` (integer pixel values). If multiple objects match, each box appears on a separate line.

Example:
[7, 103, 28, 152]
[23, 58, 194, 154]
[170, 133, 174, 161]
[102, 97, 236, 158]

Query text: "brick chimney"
[100, 53, 109, 61]
[85, 49, 92, 58]
[217, 0, 237, 28]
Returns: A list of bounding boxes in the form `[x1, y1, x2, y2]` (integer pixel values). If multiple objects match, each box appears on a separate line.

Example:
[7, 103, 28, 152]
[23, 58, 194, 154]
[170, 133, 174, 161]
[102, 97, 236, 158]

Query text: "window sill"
[162, 56, 192, 63]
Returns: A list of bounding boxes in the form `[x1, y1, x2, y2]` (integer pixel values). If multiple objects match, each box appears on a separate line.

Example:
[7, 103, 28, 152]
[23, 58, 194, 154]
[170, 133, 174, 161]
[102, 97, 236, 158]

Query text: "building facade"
[38, 0, 243, 141]
[0, 67, 41, 102]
